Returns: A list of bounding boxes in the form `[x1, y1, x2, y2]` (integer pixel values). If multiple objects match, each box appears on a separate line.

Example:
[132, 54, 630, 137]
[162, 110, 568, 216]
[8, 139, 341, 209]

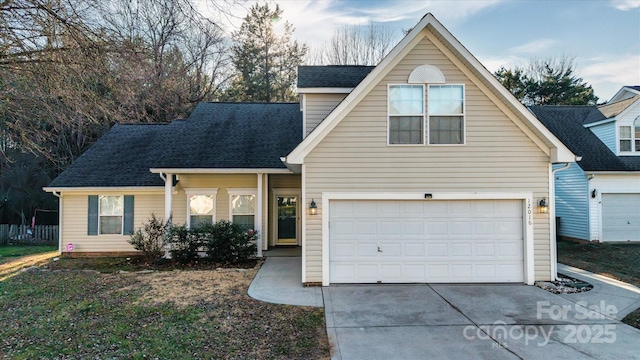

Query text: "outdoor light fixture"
[538, 197, 548, 214]
[591, 189, 597, 198]
[309, 199, 318, 215]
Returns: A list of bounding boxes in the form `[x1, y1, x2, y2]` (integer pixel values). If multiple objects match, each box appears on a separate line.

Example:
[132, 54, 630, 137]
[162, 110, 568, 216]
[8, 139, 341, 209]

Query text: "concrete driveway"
[324, 284, 640, 360]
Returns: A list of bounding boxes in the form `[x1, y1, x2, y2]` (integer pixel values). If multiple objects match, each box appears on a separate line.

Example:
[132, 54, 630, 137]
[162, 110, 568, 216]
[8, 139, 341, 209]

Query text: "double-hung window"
[619, 117, 640, 153]
[99, 195, 123, 234]
[229, 189, 256, 231]
[428, 85, 464, 145]
[186, 189, 218, 228]
[388, 85, 425, 145]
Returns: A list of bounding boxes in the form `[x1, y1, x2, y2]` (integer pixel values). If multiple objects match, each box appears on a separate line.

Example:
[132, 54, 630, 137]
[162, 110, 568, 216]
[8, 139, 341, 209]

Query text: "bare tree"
[0, 0, 236, 220]
[309, 22, 398, 65]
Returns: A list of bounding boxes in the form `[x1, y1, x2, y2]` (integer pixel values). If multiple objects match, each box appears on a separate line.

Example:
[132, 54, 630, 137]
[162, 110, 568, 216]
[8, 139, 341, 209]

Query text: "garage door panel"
[602, 194, 640, 242]
[404, 243, 426, 257]
[475, 243, 496, 256]
[426, 221, 448, 235]
[356, 221, 377, 235]
[427, 242, 449, 257]
[451, 222, 472, 235]
[330, 199, 524, 283]
[451, 243, 472, 257]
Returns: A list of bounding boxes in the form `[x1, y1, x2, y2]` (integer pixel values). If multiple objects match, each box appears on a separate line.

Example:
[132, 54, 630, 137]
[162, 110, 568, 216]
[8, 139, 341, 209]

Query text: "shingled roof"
[49, 102, 302, 188]
[297, 65, 375, 88]
[530, 105, 640, 171]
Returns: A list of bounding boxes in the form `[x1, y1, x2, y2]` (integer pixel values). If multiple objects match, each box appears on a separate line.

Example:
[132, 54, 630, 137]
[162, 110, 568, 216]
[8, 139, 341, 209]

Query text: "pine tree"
[226, 3, 307, 102]
[495, 56, 598, 106]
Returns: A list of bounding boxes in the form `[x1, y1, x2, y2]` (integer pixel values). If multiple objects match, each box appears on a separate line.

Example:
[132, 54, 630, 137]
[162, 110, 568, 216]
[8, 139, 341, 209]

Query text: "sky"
[208, 0, 640, 102]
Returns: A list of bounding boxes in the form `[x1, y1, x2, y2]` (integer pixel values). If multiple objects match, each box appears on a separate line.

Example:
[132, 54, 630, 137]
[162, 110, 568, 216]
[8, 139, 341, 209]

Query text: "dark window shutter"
[88, 195, 98, 235]
[123, 195, 134, 235]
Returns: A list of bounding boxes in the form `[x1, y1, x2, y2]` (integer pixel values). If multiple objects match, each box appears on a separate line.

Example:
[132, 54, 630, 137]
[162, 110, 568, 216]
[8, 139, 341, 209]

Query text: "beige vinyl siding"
[303, 30, 552, 283]
[269, 174, 301, 188]
[178, 174, 257, 223]
[305, 93, 348, 136]
[61, 192, 164, 253]
[60, 174, 299, 254]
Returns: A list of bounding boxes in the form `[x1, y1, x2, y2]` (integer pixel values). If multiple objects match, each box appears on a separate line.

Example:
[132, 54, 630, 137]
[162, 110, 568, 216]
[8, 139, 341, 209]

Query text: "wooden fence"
[0, 224, 59, 246]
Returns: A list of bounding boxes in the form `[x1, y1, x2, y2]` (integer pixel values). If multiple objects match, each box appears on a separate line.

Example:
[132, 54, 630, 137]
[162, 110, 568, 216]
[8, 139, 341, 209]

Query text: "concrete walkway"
[558, 263, 640, 319]
[248, 256, 323, 307]
[249, 258, 640, 359]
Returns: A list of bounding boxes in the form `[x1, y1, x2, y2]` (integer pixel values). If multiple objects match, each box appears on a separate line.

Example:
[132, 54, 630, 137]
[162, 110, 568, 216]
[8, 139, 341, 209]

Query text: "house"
[531, 89, 640, 243]
[45, 13, 577, 286]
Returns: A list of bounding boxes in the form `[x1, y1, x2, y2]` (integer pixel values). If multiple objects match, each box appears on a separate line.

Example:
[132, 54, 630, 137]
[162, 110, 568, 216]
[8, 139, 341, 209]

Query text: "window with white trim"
[619, 117, 640, 153]
[99, 195, 123, 234]
[186, 189, 217, 228]
[229, 190, 256, 231]
[388, 85, 424, 145]
[189, 195, 214, 227]
[428, 84, 464, 145]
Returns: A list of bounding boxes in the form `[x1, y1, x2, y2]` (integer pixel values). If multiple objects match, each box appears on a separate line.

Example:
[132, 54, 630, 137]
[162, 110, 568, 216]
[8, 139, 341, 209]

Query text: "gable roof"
[596, 95, 640, 120]
[298, 66, 375, 89]
[285, 13, 575, 165]
[530, 106, 640, 172]
[47, 103, 302, 189]
[609, 85, 640, 103]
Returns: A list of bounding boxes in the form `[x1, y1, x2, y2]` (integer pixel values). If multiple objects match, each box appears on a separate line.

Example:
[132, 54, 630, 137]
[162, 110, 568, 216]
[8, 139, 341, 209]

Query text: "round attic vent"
[408, 65, 445, 84]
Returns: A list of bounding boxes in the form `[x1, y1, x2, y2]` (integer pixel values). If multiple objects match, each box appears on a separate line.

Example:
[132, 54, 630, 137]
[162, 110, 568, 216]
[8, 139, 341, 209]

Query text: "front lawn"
[557, 241, 640, 329]
[0, 245, 57, 263]
[0, 259, 329, 359]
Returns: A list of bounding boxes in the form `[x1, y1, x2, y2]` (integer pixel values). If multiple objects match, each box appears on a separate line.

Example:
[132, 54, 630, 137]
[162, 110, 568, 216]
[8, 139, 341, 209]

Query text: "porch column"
[262, 174, 269, 251]
[164, 173, 173, 258]
[256, 173, 263, 257]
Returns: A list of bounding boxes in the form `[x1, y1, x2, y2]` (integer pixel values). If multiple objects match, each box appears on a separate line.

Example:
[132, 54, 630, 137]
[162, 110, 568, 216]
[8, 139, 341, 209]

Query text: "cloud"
[581, 54, 640, 100]
[509, 39, 560, 55]
[477, 55, 529, 72]
[609, 0, 640, 11]
[217, 0, 507, 48]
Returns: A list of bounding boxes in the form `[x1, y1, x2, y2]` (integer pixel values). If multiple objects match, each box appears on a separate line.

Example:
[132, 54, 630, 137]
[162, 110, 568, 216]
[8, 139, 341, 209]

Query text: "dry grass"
[0, 258, 330, 359]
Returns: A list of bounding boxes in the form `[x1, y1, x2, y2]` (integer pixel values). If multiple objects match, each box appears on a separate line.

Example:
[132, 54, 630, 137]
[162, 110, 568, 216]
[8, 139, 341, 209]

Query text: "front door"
[275, 195, 299, 245]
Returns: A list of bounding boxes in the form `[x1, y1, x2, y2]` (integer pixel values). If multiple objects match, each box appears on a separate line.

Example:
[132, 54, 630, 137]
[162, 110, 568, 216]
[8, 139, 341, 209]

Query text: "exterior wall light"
[309, 199, 318, 215]
[538, 197, 548, 214]
[591, 189, 597, 198]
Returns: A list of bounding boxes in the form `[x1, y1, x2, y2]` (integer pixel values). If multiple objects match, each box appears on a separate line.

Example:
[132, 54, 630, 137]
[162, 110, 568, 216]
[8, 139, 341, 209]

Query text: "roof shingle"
[297, 65, 374, 88]
[49, 102, 302, 188]
[530, 105, 639, 172]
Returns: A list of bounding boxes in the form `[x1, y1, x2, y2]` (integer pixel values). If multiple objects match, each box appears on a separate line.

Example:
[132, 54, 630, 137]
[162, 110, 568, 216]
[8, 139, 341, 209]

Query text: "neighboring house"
[531, 90, 640, 243]
[45, 13, 577, 286]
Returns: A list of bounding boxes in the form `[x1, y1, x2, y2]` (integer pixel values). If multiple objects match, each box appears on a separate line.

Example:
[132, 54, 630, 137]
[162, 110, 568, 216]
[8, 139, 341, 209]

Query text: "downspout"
[52, 191, 62, 255]
[550, 162, 572, 280]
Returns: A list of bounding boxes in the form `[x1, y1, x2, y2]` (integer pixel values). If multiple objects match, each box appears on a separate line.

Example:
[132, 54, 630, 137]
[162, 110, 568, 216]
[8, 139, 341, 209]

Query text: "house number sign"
[526, 199, 533, 225]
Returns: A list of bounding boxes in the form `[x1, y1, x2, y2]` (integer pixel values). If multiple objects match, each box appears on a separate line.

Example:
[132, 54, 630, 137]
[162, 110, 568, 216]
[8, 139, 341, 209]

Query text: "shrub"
[128, 214, 167, 262]
[169, 224, 204, 264]
[204, 220, 257, 264]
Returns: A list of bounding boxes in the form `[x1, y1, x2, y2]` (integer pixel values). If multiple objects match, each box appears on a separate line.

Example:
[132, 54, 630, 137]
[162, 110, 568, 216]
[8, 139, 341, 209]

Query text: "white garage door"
[602, 193, 640, 242]
[329, 199, 524, 283]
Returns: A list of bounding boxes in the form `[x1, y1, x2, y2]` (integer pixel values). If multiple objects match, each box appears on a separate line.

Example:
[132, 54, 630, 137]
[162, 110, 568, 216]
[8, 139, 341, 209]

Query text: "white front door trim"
[321, 192, 535, 286]
[272, 188, 302, 246]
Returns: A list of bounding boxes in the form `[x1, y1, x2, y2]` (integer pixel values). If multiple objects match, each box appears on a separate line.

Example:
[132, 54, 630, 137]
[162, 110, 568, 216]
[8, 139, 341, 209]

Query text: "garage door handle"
[378, 246, 382, 253]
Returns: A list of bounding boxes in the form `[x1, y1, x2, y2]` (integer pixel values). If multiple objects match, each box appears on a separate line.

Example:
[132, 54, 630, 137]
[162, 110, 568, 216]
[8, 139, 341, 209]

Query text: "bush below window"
[204, 220, 257, 264]
[128, 214, 168, 262]
[168, 220, 257, 264]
